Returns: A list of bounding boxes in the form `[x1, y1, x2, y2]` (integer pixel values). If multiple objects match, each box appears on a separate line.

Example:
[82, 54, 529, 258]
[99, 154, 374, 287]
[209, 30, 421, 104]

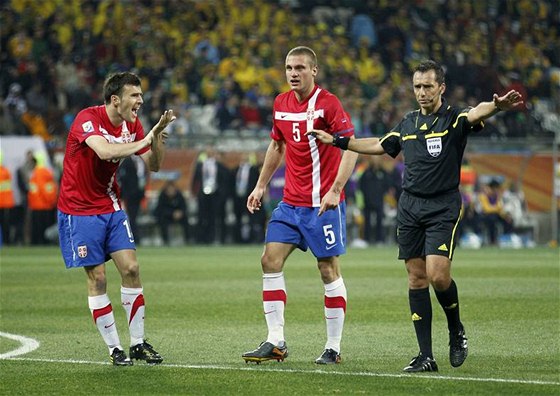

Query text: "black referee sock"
[434, 279, 462, 333]
[408, 287, 433, 358]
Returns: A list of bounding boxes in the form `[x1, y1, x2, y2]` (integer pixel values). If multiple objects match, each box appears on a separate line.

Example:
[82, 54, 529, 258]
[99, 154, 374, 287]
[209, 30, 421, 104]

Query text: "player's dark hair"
[286, 46, 318, 68]
[103, 72, 142, 104]
[414, 60, 445, 85]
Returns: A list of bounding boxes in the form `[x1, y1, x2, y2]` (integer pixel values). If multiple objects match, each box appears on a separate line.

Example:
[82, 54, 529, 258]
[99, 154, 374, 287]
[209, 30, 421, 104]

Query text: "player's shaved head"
[286, 46, 318, 68]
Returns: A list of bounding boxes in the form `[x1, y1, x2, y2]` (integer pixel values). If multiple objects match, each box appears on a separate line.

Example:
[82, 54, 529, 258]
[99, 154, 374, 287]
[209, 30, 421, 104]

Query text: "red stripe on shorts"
[92, 304, 112, 323]
[263, 290, 287, 304]
[325, 295, 346, 312]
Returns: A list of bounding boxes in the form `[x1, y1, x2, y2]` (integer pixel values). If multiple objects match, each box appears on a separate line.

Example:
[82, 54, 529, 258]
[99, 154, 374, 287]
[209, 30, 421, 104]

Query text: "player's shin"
[409, 287, 433, 357]
[89, 294, 122, 353]
[121, 287, 145, 346]
[263, 272, 286, 346]
[324, 277, 347, 352]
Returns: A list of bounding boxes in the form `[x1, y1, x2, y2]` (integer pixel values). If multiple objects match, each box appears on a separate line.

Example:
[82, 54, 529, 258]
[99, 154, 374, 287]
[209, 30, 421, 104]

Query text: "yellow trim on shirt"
[425, 129, 449, 138]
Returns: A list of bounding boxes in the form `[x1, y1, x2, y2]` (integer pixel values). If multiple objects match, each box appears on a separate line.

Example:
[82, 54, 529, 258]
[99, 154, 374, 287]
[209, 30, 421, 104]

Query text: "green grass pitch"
[1, 245, 558, 395]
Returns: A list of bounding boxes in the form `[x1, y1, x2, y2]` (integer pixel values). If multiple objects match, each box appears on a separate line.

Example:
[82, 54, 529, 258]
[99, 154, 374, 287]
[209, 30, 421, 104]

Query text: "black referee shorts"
[396, 190, 462, 261]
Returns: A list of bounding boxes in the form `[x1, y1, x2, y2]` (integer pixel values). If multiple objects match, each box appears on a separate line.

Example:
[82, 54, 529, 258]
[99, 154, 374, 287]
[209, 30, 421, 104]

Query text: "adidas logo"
[411, 313, 422, 321]
[438, 243, 448, 251]
[420, 123, 428, 130]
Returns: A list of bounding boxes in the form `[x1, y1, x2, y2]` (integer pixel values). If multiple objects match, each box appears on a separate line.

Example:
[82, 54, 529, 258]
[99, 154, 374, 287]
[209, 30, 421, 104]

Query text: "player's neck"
[294, 84, 315, 103]
[105, 104, 125, 127]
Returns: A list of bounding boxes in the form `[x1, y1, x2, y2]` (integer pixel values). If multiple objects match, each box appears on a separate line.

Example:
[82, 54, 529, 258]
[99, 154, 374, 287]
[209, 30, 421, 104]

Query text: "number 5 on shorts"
[323, 224, 335, 245]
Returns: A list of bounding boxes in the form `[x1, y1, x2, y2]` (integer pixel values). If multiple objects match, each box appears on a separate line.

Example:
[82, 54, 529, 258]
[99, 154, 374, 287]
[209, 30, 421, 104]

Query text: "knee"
[87, 271, 107, 293]
[260, 252, 283, 273]
[317, 260, 340, 284]
[430, 273, 451, 291]
[407, 269, 428, 289]
[121, 261, 140, 280]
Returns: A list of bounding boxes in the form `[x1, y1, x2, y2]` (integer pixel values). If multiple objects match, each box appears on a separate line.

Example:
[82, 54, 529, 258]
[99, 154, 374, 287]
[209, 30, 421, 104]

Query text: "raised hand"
[493, 90, 524, 111]
[152, 110, 176, 142]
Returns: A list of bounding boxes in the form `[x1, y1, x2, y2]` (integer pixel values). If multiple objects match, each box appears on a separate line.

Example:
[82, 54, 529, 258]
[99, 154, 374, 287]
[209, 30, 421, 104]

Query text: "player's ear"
[312, 65, 318, 77]
[111, 95, 120, 106]
[439, 83, 446, 95]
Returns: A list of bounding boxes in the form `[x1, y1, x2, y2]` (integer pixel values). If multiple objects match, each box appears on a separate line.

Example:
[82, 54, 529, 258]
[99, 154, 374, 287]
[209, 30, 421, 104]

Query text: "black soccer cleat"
[315, 348, 341, 365]
[129, 341, 163, 364]
[403, 353, 438, 372]
[449, 326, 468, 367]
[242, 341, 288, 364]
[110, 348, 133, 366]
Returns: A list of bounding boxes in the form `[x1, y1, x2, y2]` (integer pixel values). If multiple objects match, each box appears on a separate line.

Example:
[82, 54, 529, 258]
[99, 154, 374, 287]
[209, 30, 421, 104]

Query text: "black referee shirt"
[380, 98, 483, 197]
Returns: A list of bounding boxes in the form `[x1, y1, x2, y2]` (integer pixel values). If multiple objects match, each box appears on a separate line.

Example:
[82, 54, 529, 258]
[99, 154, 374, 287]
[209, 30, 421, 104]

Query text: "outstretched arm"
[306, 130, 386, 155]
[467, 90, 524, 125]
[86, 134, 153, 161]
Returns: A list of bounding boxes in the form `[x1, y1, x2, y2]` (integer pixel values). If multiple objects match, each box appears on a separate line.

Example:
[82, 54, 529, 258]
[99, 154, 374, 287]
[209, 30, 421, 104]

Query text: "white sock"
[263, 272, 286, 346]
[88, 294, 122, 354]
[323, 277, 347, 353]
[121, 286, 145, 347]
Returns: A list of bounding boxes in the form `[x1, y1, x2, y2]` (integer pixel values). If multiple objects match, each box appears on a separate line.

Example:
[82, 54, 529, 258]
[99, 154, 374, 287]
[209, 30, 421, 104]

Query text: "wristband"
[332, 135, 349, 150]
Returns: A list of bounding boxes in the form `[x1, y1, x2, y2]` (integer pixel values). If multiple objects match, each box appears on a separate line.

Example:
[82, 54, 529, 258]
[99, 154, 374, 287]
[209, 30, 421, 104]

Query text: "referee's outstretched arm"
[467, 89, 524, 125]
[306, 132, 386, 156]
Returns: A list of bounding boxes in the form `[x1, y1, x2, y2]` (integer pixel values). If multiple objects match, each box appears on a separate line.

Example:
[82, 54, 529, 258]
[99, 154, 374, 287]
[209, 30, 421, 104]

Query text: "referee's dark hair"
[414, 60, 445, 85]
[103, 72, 142, 104]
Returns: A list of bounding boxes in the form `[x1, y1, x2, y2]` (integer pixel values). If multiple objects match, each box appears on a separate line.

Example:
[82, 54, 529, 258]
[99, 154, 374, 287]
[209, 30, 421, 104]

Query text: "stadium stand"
[1, 0, 558, 245]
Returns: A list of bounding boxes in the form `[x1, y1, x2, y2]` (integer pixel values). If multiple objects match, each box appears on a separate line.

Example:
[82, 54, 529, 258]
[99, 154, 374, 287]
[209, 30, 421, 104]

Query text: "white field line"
[0, 331, 40, 359]
[0, 332, 558, 387]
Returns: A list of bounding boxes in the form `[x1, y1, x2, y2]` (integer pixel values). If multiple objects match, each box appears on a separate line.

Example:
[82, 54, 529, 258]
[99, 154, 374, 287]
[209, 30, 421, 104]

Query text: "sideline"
[2, 355, 559, 387]
[0, 331, 40, 359]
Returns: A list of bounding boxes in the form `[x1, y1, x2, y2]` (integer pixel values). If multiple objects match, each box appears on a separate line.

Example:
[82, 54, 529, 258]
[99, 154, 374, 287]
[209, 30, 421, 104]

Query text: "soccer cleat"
[129, 341, 163, 364]
[315, 348, 341, 365]
[242, 341, 288, 364]
[110, 348, 133, 366]
[403, 354, 438, 372]
[449, 327, 468, 367]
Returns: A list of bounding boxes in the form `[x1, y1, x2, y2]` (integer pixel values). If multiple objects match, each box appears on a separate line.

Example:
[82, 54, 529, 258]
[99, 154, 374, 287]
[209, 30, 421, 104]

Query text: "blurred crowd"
[1, 0, 559, 148]
[1, 0, 557, 247]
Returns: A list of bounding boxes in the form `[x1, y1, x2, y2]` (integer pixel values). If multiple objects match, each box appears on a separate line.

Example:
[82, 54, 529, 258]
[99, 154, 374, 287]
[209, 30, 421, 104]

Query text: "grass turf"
[0, 245, 558, 395]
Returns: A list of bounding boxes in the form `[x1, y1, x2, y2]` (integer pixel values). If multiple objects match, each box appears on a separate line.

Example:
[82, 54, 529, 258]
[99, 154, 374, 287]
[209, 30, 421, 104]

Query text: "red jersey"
[271, 85, 354, 207]
[58, 105, 149, 215]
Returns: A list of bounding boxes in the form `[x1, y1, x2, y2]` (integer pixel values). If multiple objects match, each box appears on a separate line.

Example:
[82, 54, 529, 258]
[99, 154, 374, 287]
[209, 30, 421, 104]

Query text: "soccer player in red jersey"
[57, 72, 175, 366]
[242, 46, 358, 365]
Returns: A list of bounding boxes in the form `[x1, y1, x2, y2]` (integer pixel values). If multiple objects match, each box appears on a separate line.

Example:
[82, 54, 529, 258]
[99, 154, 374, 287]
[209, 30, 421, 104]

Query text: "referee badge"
[426, 137, 442, 157]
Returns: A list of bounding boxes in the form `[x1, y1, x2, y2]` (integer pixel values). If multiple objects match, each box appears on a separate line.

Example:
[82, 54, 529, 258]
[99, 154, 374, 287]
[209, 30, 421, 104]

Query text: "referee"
[308, 59, 523, 372]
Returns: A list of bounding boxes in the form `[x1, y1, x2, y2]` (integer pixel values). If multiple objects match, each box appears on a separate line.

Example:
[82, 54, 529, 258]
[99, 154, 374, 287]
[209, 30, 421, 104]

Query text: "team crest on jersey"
[78, 245, 88, 258]
[306, 107, 315, 121]
[82, 121, 94, 134]
[122, 130, 132, 143]
[426, 137, 442, 157]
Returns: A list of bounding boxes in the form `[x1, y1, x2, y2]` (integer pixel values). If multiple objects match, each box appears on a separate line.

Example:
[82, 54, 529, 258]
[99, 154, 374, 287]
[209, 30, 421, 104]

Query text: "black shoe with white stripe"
[449, 326, 468, 367]
[110, 348, 133, 366]
[403, 354, 438, 372]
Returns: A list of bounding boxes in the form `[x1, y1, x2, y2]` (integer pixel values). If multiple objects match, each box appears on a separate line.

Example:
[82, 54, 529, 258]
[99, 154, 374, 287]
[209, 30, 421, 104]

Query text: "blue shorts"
[265, 201, 347, 258]
[57, 210, 136, 268]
